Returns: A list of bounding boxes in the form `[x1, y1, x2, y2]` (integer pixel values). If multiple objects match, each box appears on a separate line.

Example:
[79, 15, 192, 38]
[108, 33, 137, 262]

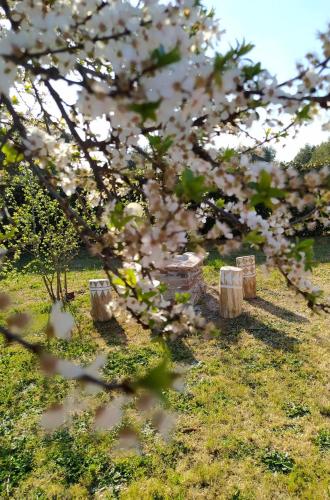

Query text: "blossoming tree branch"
[0, 0, 329, 429]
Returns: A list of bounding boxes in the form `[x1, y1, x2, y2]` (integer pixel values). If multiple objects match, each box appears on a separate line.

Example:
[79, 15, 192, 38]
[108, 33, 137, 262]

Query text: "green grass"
[0, 238, 330, 499]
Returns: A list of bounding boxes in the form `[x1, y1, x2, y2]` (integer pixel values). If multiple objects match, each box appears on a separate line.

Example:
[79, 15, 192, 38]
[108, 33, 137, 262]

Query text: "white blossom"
[49, 302, 75, 340]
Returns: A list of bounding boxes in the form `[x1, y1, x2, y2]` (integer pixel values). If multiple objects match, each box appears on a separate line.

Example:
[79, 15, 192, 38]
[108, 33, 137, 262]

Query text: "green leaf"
[107, 202, 133, 230]
[214, 41, 254, 86]
[121, 268, 137, 288]
[158, 283, 167, 294]
[215, 198, 225, 208]
[258, 170, 272, 191]
[151, 46, 181, 68]
[213, 53, 231, 85]
[0, 226, 16, 243]
[175, 292, 191, 304]
[289, 238, 314, 271]
[219, 148, 236, 161]
[1, 143, 24, 165]
[250, 193, 268, 207]
[148, 134, 173, 156]
[265, 128, 272, 139]
[130, 100, 161, 123]
[112, 276, 126, 287]
[136, 358, 172, 398]
[296, 104, 312, 122]
[268, 187, 286, 198]
[175, 168, 208, 202]
[137, 289, 157, 302]
[243, 230, 265, 246]
[242, 62, 263, 80]
[250, 170, 286, 209]
[235, 41, 255, 57]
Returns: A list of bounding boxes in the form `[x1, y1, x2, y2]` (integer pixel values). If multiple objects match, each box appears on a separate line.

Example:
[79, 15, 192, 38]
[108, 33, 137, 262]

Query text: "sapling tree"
[0, 0, 329, 433]
[1, 166, 80, 302]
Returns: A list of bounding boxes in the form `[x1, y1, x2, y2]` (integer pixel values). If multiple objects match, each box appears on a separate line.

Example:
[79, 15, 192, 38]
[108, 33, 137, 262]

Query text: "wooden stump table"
[236, 255, 256, 299]
[89, 278, 112, 322]
[219, 266, 243, 318]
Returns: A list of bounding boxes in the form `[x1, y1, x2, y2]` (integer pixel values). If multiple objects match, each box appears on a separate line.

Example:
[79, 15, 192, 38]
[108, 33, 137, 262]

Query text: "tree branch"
[0, 325, 133, 393]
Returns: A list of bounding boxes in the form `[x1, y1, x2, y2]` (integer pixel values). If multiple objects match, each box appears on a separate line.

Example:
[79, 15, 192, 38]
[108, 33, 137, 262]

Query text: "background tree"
[251, 146, 277, 163]
[292, 144, 316, 167]
[1, 166, 80, 302]
[288, 141, 330, 172]
[310, 139, 330, 165]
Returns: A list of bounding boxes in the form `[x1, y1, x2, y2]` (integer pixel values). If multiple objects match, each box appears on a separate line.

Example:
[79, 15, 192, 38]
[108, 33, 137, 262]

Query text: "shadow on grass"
[93, 317, 128, 346]
[249, 297, 309, 323]
[200, 290, 300, 352]
[219, 312, 300, 352]
[166, 337, 198, 365]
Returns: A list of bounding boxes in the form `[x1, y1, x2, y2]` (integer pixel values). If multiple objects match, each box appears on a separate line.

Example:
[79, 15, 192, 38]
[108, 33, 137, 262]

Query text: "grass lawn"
[0, 238, 329, 499]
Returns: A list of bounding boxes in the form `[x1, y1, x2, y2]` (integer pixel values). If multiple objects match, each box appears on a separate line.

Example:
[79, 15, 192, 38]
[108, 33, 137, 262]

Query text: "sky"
[203, 0, 330, 161]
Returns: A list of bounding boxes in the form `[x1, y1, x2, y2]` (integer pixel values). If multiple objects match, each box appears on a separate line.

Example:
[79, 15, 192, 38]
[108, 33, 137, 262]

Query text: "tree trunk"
[42, 275, 55, 302]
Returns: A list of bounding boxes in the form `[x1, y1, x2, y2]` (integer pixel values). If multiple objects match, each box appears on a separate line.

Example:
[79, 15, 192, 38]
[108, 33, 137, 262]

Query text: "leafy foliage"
[151, 45, 181, 69]
[288, 140, 330, 172]
[283, 402, 311, 418]
[249, 170, 286, 210]
[175, 168, 209, 202]
[0, 437, 34, 495]
[291, 144, 315, 167]
[289, 239, 314, 271]
[129, 101, 161, 123]
[314, 429, 330, 451]
[261, 449, 295, 474]
[1, 142, 24, 165]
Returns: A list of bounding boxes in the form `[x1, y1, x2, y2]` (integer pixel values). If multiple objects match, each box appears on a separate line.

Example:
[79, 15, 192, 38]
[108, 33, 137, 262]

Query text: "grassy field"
[0, 238, 329, 499]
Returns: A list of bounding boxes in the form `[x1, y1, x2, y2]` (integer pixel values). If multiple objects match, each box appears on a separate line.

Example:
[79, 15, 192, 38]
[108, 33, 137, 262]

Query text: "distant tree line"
[286, 140, 330, 172]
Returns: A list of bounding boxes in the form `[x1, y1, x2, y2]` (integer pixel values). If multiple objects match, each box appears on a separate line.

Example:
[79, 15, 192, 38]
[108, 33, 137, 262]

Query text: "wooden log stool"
[219, 266, 243, 318]
[89, 278, 112, 322]
[236, 255, 256, 299]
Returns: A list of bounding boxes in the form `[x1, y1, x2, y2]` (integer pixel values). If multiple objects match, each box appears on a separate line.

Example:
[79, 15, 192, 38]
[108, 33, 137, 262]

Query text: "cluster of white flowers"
[23, 127, 71, 168]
